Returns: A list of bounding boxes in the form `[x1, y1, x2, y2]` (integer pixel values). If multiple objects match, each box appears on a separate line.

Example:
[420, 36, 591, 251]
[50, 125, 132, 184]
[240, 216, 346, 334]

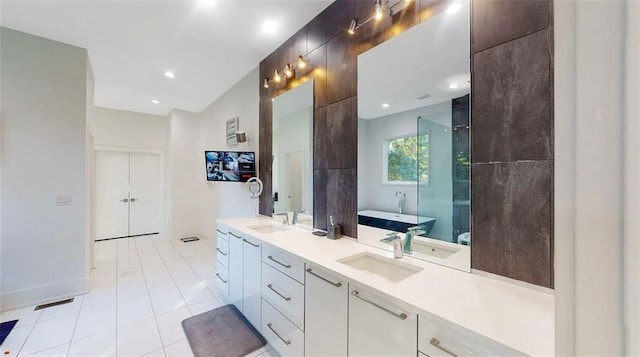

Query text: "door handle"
[120, 198, 129, 202]
[130, 198, 138, 202]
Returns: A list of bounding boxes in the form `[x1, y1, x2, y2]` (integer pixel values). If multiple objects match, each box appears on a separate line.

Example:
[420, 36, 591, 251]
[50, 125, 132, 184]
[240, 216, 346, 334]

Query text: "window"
[384, 133, 429, 185]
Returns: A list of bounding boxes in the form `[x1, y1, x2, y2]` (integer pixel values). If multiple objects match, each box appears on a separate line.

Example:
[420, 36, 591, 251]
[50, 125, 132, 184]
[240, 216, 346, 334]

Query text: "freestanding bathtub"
[357, 210, 436, 234]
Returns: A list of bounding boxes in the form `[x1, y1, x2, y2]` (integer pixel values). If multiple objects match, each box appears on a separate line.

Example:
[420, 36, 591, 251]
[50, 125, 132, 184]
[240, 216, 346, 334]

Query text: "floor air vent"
[180, 236, 200, 242]
[34, 297, 74, 311]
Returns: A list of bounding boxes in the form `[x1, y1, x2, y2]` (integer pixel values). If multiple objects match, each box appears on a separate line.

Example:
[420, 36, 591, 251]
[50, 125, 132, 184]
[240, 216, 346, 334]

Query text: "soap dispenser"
[327, 215, 342, 240]
[404, 230, 414, 254]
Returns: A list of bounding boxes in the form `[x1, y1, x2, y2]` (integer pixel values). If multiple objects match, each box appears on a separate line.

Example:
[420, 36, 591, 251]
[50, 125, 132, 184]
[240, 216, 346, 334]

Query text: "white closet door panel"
[129, 153, 161, 236]
[95, 151, 130, 239]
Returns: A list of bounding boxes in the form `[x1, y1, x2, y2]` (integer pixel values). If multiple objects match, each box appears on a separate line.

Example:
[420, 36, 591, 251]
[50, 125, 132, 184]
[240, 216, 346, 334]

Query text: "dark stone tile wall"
[259, 0, 554, 288]
[471, 0, 554, 288]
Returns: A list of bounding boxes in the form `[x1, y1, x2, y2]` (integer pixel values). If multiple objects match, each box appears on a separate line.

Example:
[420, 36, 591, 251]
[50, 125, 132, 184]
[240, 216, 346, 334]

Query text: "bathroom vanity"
[215, 217, 553, 357]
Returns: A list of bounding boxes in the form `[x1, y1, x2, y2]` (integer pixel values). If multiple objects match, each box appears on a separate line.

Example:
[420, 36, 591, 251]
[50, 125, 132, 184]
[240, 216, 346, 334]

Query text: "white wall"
[554, 1, 627, 354]
[0, 28, 89, 310]
[166, 109, 202, 240]
[358, 101, 453, 239]
[90, 107, 167, 150]
[197, 68, 259, 239]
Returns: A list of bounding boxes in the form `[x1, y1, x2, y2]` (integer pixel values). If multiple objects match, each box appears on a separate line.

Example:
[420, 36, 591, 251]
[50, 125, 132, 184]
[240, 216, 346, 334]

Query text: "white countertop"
[358, 210, 435, 224]
[218, 216, 554, 356]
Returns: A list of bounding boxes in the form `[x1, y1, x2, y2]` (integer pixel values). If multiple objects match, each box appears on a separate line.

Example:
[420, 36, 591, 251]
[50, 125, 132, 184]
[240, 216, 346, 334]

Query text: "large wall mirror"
[272, 80, 314, 229]
[357, 1, 471, 271]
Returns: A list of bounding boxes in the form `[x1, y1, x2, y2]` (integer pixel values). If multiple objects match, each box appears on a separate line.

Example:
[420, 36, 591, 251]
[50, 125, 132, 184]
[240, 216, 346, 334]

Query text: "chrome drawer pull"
[243, 238, 260, 247]
[267, 323, 291, 345]
[215, 273, 227, 283]
[216, 229, 227, 235]
[216, 248, 228, 256]
[306, 268, 342, 287]
[268, 255, 291, 268]
[351, 290, 407, 320]
[267, 284, 291, 301]
[229, 232, 241, 239]
[430, 338, 458, 357]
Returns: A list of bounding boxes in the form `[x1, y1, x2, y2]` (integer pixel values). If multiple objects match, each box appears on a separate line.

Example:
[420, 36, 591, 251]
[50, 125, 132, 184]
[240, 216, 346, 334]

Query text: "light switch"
[55, 194, 71, 206]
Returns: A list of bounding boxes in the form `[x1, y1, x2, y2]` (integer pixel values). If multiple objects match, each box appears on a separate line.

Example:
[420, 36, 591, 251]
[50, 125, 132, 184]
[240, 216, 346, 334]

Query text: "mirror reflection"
[272, 80, 314, 229]
[357, 1, 471, 271]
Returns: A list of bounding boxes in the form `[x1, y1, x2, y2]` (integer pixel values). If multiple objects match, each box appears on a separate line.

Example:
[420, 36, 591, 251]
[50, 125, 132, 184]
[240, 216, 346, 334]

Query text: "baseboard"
[0, 277, 89, 313]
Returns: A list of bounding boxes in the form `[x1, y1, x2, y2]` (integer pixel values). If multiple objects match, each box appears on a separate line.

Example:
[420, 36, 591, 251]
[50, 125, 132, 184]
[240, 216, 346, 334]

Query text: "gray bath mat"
[182, 304, 266, 357]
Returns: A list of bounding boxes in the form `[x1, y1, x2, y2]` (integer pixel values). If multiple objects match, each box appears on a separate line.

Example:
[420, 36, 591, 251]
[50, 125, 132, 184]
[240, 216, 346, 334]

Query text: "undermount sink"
[247, 224, 291, 234]
[338, 252, 423, 282]
[412, 239, 460, 259]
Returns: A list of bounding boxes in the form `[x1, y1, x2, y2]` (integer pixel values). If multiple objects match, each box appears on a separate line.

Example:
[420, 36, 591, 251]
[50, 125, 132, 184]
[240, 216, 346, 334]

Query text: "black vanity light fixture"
[263, 55, 309, 89]
[347, 0, 413, 35]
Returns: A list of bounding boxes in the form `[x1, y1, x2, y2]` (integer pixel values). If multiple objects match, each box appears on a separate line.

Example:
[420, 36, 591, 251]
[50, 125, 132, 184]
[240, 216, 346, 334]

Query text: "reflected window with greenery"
[385, 133, 430, 184]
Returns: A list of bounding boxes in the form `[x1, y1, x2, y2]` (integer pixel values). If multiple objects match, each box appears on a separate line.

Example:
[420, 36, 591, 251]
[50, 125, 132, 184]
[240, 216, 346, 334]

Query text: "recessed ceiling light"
[151, 99, 160, 104]
[446, 2, 462, 14]
[382, 103, 390, 108]
[164, 71, 175, 78]
[449, 83, 459, 89]
[262, 19, 278, 35]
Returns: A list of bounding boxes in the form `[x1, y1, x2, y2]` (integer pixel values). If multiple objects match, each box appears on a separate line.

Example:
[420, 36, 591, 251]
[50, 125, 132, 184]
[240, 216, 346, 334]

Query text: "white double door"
[96, 151, 161, 240]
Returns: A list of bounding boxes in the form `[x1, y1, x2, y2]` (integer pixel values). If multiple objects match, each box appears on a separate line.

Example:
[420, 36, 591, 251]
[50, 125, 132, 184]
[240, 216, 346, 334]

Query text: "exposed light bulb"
[273, 70, 281, 83]
[446, 2, 462, 14]
[284, 63, 293, 77]
[348, 18, 358, 34]
[263, 77, 270, 89]
[297, 55, 307, 69]
[374, 0, 384, 20]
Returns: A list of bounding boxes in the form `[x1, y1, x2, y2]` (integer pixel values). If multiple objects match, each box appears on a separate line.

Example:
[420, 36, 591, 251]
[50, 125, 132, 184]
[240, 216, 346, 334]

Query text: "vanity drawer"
[418, 313, 523, 356]
[262, 244, 305, 284]
[261, 298, 304, 357]
[261, 262, 305, 330]
[215, 262, 229, 299]
[216, 224, 229, 242]
[216, 236, 229, 268]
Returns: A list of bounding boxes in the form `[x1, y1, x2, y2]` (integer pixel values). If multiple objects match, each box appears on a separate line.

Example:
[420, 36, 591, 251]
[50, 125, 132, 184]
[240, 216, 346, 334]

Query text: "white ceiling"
[358, 1, 470, 120]
[0, 0, 333, 116]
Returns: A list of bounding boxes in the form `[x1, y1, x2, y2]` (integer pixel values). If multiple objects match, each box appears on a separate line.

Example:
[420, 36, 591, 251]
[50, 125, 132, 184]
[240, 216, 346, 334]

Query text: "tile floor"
[0, 234, 277, 357]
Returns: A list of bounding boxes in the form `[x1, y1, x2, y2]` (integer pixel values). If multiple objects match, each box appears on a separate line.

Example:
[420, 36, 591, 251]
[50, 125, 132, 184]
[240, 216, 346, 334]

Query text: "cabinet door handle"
[216, 248, 227, 256]
[267, 323, 291, 345]
[267, 284, 291, 301]
[243, 238, 260, 248]
[351, 290, 407, 320]
[215, 273, 227, 283]
[229, 232, 241, 239]
[268, 255, 291, 268]
[120, 198, 129, 202]
[430, 338, 458, 357]
[306, 268, 342, 287]
[216, 229, 227, 235]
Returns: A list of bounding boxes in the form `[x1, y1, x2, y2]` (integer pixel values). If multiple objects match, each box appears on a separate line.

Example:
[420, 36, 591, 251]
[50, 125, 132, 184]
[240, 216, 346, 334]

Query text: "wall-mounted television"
[205, 151, 256, 182]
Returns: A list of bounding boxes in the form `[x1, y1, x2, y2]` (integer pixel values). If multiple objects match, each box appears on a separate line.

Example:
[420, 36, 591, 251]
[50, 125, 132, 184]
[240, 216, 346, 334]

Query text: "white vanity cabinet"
[215, 226, 229, 300]
[304, 264, 348, 357]
[348, 285, 418, 357]
[418, 313, 523, 357]
[228, 228, 244, 312]
[242, 233, 262, 330]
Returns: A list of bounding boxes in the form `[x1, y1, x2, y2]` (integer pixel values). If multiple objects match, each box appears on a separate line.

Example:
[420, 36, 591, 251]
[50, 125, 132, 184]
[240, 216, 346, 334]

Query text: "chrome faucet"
[273, 212, 290, 226]
[292, 208, 306, 225]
